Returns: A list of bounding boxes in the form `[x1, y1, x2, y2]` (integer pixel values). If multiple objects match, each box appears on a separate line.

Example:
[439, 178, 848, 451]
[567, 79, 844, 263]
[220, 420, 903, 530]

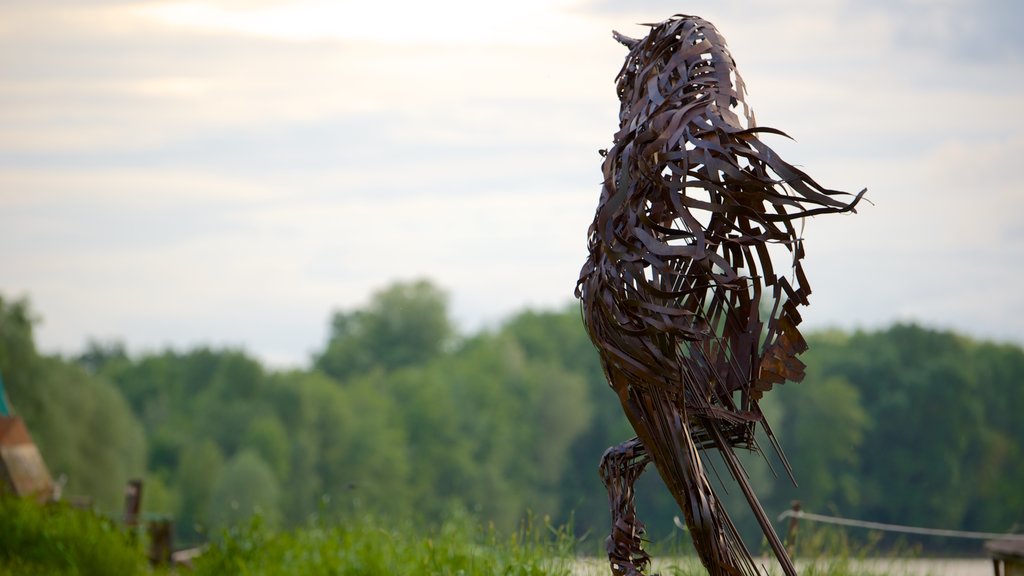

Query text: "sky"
[1, 0, 1022, 367]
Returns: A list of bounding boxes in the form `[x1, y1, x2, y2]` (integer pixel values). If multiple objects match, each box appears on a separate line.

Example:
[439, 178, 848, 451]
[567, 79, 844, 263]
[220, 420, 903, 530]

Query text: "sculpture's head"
[609, 15, 755, 132]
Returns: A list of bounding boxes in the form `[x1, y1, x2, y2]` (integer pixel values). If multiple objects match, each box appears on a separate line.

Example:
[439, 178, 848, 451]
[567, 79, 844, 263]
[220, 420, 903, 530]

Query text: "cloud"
[125, 0, 593, 45]
[837, 0, 1024, 63]
[1, 0, 1023, 364]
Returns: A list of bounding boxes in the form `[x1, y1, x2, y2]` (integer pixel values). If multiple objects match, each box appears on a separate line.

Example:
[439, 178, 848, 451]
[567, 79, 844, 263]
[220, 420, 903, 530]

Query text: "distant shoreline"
[573, 557, 993, 576]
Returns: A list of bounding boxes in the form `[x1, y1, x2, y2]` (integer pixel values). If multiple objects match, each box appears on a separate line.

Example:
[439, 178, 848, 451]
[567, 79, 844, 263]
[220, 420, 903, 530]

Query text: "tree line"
[1, 280, 1022, 552]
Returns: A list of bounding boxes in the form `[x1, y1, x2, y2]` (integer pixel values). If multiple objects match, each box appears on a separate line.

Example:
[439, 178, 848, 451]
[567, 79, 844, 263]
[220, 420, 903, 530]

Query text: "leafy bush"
[0, 495, 147, 576]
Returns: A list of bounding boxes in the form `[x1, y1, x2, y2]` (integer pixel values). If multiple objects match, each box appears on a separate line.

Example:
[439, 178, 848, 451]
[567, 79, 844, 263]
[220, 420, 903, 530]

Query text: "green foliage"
[142, 472, 178, 518]
[782, 525, 927, 576]
[1, 297, 146, 510]
[194, 511, 575, 576]
[0, 495, 147, 576]
[499, 306, 635, 533]
[0, 297, 39, 414]
[207, 449, 282, 532]
[25, 357, 147, 510]
[765, 323, 1024, 551]
[417, 331, 593, 529]
[314, 279, 454, 381]
[75, 339, 129, 376]
[774, 375, 869, 509]
[245, 416, 290, 481]
[96, 347, 278, 542]
[177, 439, 224, 530]
[4, 285, 1024, 557]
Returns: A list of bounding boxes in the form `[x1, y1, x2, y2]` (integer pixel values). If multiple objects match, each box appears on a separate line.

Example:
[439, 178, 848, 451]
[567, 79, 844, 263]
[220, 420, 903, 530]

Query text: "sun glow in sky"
[132, 0, 588, 44]
[1, 0, 1022, 366]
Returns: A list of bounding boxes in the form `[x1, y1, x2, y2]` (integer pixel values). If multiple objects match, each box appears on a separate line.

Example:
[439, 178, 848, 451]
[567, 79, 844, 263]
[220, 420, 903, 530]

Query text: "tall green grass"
[574, 525, 919, 576]
[788, 525, 921, 576]
[0, 495, 147, 576]
[0, 494, 919, 576]
[194, 509, 577, 576]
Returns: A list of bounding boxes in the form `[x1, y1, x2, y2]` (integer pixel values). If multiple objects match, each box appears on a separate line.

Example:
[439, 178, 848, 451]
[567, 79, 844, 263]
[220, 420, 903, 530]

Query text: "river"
[573, 557, 994, 576]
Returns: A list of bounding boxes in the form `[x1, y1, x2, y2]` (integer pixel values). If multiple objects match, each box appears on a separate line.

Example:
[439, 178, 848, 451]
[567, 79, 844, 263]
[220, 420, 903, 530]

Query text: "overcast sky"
[1, 0, 1022, 367]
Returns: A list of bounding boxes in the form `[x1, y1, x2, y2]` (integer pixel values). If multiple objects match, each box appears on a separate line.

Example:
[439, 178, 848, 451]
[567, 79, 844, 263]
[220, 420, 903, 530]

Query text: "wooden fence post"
[148, 519, 173, 566]
[785, 500, 801, 557]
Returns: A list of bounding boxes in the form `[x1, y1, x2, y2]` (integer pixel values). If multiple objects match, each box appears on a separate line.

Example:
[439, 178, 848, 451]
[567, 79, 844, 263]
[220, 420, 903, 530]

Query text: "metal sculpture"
[576, 15, 864, 576]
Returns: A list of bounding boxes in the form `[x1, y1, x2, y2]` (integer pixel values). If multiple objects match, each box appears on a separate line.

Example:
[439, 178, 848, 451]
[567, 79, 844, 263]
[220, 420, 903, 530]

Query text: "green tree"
[177, 440, 225, 534]
[76, 339, 129, 375]
[384, 366, 476, 520]
[267, 371, 325, 525]
[499, 307, 636, 534]
[321, 377, 411, 519]
[964, 341, 1024, 531]
[245, 416, 290, 482]
[193, 351, 271, 457]
[268, 369, 411, 522]
[424, 330, 593, 529]
[774, 324, 1003, 552]
[22, 357, 146, 510]
[143, 473, 178, 517]
[207, 450, 281, 531]
[772, 373, 870, 512]
[314, 279, 454, 381]
[0, 295, 39, 415]
[1, 295, 147, 510]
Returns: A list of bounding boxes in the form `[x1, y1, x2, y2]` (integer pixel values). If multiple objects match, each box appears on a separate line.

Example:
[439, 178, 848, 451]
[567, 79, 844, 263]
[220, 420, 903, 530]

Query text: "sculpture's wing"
[584, 14, 864, 412]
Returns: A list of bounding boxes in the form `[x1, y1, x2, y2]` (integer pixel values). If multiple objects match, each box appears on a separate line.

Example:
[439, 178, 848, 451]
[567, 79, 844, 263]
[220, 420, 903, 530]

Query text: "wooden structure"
[0, 415, 53, 500]
[988, 539, 1024, 576]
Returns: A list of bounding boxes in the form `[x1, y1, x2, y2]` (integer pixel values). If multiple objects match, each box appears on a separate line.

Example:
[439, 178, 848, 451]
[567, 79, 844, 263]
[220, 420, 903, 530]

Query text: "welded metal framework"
[576, 15, 864, 576]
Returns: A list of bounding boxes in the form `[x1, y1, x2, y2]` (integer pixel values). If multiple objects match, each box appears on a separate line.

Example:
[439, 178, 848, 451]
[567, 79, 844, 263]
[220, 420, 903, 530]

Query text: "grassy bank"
[0, 495, 578, 575]
[194, 510, 576, 576]
[0, 495, 147, 576]
[2, 494, 930, 576]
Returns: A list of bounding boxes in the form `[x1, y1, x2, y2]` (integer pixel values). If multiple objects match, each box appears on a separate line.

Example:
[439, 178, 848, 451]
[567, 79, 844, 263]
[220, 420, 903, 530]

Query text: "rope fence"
[777, 508, 1024, 541]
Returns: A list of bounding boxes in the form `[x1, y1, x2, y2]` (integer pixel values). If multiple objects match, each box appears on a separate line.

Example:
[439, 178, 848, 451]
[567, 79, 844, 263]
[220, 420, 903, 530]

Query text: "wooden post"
[148, 519, 173, 566]
[123, 478, 143, 544]
[785, 500, 801, 557]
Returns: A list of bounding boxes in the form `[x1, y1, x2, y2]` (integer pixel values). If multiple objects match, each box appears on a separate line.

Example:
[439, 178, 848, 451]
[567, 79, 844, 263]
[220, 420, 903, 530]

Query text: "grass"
[0, 494, 575, 575]
[0, 494, 148, 576]
[787, 525, 924, 576]
[0, 496, 924, 576]
[574, 524, 924, 576]
[193, 509, 578, 576]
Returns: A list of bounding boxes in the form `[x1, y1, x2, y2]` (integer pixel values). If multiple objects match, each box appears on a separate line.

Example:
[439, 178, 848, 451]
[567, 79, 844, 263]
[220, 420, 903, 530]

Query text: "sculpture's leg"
[599, 437, 652, 576]
[669, 428, 747, 576]
[618, 384, 754, 576]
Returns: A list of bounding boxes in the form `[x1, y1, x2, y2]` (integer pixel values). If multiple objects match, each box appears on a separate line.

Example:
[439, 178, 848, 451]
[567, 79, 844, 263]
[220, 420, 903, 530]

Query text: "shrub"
[0, 495, 147, 575]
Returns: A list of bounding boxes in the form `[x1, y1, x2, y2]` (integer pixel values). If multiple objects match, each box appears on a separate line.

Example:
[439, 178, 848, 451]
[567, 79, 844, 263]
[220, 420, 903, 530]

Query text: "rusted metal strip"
[577, 14, 863, 576]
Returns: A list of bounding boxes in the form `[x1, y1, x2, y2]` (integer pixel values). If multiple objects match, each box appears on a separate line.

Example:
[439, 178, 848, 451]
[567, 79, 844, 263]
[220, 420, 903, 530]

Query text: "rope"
[777, 509, 1024, 541]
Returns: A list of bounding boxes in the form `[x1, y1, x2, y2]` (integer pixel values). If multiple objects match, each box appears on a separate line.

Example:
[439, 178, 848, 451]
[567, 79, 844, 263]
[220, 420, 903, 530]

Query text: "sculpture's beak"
[612, 30, 640, 49]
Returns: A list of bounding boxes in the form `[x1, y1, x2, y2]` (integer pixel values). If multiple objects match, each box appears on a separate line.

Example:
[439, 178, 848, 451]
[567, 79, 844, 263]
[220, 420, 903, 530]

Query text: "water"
[837, 558, 992, 576]
[574, 557, 993, 576]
